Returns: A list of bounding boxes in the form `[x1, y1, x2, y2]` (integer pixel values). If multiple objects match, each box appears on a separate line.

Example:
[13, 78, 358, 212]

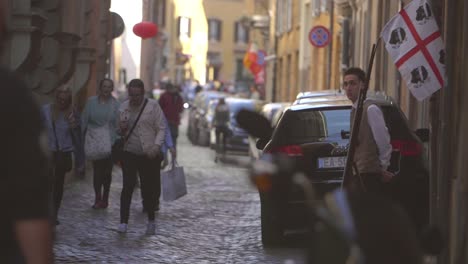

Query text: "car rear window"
[273, 108, 350, 145]
[380, 105, 417, 141]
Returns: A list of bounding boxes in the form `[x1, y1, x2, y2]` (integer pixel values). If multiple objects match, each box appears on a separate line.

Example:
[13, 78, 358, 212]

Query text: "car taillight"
[391, 140, 422, 156]
[267, 145, 303, 156]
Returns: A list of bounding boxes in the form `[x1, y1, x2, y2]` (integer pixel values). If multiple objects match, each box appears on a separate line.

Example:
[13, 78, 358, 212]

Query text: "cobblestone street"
[53, 117, 306, 263]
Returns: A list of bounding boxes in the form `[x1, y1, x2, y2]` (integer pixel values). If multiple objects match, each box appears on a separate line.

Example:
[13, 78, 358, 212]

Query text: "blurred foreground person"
[0, 68, 54, 263]
[0, 2, 53, 263]
[306, 189, 424, 264]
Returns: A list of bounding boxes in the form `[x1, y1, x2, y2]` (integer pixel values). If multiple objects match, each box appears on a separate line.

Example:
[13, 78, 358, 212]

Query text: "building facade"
[159, 0, 250, 86]
[1, 0, 114, 108]
[273, 0, 301, 102]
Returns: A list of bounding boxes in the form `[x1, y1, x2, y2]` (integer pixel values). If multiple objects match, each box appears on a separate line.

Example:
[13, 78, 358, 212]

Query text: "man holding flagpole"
[343, 67, 394, 194]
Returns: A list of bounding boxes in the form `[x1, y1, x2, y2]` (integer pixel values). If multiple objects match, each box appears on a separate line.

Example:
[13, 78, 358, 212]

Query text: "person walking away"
[117, 79, 166, 235]
[342, 67, 394, 195]
[213, 98, 230, 162]
[81, 78, 120, 209]
[41, 85, 81, 225]
[158, 83, 184, 149]
[250, 85, 261, 100]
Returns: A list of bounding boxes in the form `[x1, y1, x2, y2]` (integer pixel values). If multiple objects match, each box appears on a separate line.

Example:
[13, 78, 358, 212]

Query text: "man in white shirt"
[343, 67, 394, 193]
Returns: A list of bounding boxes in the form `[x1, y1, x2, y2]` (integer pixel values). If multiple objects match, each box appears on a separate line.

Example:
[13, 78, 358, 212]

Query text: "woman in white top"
[81, 78, 120, 209]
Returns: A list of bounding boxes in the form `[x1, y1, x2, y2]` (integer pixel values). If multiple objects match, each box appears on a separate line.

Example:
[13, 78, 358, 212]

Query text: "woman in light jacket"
[81, 78, 120, 209]
[41, 85, 81, 224]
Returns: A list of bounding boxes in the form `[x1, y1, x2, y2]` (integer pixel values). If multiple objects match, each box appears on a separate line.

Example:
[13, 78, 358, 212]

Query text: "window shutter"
[177, 16, 181, 37]
[234, 22, 239, 43]
[188, 18, 191, 37]
[217, 20, 222, 41]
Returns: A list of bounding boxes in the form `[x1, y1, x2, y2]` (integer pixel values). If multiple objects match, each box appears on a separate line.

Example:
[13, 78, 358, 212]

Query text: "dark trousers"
[51, 151, 72, 219]
[168, 123, 179, 149]
[350, 172, 384, 195]
[120, 151, 162, 223]
[215, 126, 229, 154]
[92, 157, 113, 203]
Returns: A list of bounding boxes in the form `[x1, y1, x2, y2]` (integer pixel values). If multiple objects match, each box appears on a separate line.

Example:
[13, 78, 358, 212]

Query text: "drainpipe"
[433, 0, 452, 262]
[326, 0, 334, 90]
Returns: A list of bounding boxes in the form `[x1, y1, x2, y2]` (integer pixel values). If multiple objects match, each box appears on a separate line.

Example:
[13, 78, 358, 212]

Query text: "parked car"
[293, 89, 345, 105]
[251, 94, 429, 247]
[187, 91, 227, 145]
[206, 97, 263, 153]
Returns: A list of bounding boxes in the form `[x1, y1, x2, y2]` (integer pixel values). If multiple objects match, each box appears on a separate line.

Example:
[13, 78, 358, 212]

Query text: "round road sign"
[309, 25, 330, 48]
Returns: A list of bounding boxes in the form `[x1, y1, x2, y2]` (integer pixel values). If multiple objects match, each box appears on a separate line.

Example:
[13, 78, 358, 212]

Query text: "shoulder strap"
[52, 120, 61, 151]
[125, 98, 148, 141]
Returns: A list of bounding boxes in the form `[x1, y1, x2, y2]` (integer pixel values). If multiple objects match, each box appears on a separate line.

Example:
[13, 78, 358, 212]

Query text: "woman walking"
[82, 78, 120, 209]
[41, 85, 81, 224]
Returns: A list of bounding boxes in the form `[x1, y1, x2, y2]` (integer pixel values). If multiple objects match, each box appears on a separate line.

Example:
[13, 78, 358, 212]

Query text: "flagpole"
[341, 39, 381, 189]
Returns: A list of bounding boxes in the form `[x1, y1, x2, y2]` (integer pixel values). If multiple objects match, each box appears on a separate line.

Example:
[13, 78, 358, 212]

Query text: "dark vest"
[350, 101, 382, 174]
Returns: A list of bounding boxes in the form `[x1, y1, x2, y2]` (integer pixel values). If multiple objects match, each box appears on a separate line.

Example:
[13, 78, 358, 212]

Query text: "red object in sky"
[133, 21, 158, 39]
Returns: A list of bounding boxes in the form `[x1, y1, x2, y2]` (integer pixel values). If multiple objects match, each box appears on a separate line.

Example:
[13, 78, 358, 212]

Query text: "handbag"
[161, 160, 187, 202]
[84, 124, 112, 160]
[112, 99, 148, 163]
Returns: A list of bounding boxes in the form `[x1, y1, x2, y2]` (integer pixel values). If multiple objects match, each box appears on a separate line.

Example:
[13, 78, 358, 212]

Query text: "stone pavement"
[53, 116, 306, 264]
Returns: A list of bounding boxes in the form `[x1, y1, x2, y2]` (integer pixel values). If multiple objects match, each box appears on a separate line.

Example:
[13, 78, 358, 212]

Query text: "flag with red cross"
[381, 0, 445, 101]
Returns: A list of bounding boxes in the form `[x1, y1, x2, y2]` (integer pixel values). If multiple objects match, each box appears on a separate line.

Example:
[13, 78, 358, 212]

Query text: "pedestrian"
[41, 85, 81, 225]
[342, 67, 394, 194]
[250, 84, 261, 100]
[81, 78, 120, 209]
[117, 79, 166, 235]
[160, 116, 176, 170]
[158, 83, 184, 149]
[0, 71, 54, 264]
[213, 97, 231, 162]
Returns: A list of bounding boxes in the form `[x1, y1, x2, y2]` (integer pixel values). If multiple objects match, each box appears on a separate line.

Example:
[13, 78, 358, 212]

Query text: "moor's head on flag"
[380, 0, 445, 101]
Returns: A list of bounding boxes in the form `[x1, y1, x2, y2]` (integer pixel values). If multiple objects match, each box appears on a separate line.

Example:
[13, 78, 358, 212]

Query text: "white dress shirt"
[353, 102, 392, 170]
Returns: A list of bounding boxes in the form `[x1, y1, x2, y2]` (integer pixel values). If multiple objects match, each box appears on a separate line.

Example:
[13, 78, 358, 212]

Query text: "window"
[275, 108, 350, 144]
[158, 0, 166, 27]
[177, 16, 191, 38]
[277, 0, 292, 33]
[321, 0, 328, 12]
[234, 22, 249, 44]
[276, 0, 283, 33]
[312, 0, 321, 16]
[286, 0, 292, 31]
[235, 59, 245, 80]
[208, 19, 222, 41]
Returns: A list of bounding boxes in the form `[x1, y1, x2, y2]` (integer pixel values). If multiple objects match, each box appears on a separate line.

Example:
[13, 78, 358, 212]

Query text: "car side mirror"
[256, 138, 269, 150]
[415, 128, 430, 143]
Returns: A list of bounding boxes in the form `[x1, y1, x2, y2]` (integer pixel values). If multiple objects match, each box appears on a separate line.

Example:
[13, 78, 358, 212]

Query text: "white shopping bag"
[161, 161, 187, 202]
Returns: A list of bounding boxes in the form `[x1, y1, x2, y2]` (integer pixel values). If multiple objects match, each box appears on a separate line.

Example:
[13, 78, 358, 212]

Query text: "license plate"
[317, 156, 346, 169]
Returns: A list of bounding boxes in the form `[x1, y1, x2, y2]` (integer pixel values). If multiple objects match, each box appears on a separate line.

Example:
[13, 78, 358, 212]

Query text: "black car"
[254, 94, 429, 246]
